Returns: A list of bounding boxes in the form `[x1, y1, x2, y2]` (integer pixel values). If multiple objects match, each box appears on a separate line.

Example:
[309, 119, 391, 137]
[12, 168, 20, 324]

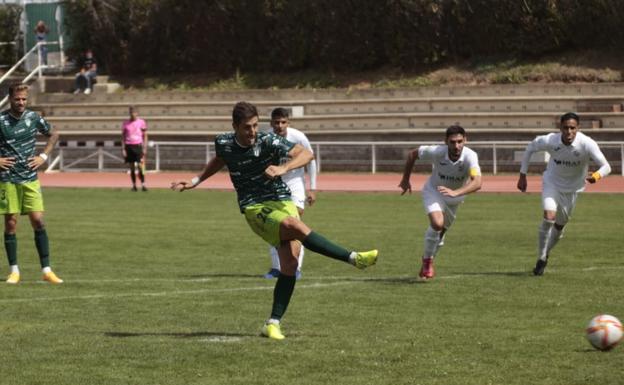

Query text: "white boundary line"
[1, 265, 622, 303]
[0, 281, 353, 303]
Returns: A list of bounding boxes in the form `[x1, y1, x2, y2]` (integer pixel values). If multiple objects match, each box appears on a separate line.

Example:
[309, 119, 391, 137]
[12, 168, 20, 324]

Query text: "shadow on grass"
[104, 331, 254, 339]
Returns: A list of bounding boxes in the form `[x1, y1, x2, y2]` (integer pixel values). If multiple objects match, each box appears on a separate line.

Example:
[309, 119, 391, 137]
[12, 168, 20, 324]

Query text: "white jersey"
[419, 145, 481, 203]
[279, 127, 317, 191]
[520, 132, 611, 192]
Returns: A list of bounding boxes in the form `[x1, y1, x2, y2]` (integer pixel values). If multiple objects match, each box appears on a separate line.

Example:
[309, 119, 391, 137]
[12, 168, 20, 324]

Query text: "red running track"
[38, 172, 623, 193]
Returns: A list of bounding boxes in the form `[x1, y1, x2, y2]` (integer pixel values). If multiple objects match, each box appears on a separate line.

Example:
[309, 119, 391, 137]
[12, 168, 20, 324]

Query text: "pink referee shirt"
[122, 118, 147, 145]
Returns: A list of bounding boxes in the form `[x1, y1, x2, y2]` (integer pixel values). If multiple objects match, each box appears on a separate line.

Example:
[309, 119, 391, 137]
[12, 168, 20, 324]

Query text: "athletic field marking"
[0, 281, 353, 303]
[200, 336, 243, 343]
[8, 264, 624, 286]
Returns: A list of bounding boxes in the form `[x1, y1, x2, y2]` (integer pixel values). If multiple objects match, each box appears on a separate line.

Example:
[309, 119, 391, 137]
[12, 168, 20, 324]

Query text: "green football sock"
[34, 228, 50, 268]
[302, 231, 350, 262]
[270, 274, 297, 321]
[4, 233, 17, 266]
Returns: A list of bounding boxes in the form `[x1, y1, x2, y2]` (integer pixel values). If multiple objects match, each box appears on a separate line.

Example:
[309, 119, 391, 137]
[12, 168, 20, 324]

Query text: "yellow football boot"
[6, 272, 20, 284]
[354, 249, 378, 269]
[261, 322, 285, 340]
[43, 271, 63, 284]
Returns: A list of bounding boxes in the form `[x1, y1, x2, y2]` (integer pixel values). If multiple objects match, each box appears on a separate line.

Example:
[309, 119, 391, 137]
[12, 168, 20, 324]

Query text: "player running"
[399, 125, 482, 280]
[517, 112, 611, 275]
[171, 102, 378, 340]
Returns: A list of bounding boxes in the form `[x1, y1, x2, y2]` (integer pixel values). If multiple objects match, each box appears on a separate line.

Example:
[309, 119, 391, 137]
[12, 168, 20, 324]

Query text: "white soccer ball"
[586, 314, 623, 351]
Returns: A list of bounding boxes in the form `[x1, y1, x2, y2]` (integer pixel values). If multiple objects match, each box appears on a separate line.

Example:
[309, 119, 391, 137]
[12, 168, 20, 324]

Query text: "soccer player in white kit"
[399, 125, 482, 279]
[517, 112, 611, 276]
[264, 108, 317, 280]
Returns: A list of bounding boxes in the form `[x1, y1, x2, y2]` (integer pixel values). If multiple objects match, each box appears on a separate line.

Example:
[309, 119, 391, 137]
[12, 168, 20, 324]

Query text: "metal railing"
[42, 140, 624, 176]
[0, 41, 61, 108]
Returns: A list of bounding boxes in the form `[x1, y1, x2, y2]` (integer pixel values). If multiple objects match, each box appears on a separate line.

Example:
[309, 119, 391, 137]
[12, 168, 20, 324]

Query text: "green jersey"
[0, 109, 52, 183]
[215, 131, 295, 212]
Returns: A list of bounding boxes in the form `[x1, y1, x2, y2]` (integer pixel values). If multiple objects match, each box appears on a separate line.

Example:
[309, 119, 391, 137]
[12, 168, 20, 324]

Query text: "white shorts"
[287, 180, 306, 210]
[542, 183, 578, 225]
[421, 186, 461, 228]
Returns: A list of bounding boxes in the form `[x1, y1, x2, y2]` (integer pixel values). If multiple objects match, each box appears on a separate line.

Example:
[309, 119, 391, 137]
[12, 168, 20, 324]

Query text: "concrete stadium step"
[44, 111, 624, 132]
[34, 82, 624, 104]
[35, 95, 624, 117]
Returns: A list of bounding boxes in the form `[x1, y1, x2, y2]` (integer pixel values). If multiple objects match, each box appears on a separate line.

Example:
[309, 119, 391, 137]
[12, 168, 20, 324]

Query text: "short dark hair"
[560, 112, 580, 123]
[271, 107, 290, 120]
[445, 125, 466, 138]
[232, 102, 258, 126]
[8, 83, 28, 96]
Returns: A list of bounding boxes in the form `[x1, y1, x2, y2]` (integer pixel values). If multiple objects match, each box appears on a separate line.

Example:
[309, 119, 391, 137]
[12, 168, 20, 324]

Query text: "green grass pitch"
[0, 187, 622, 385]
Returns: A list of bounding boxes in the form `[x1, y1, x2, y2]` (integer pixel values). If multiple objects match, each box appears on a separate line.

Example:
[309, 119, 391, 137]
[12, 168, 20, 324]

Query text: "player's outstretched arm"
[265, 144, 313, 179]
[399, 149, 418, 195]
[585, 142, 611, 184]
[171, 156, 225, 192]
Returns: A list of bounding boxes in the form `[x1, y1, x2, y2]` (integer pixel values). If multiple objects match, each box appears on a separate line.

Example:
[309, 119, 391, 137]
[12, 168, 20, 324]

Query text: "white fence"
[43, 140, 624, 176]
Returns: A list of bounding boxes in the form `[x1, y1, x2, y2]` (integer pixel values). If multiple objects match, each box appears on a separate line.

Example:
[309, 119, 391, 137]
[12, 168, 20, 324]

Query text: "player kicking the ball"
[517, 112, 611, 276]
[399, 125, 482, 280]
[171, 102, 378, 340]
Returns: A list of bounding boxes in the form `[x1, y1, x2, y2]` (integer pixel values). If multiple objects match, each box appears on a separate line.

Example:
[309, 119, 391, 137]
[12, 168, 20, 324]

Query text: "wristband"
[38, 153, 48, 162]
[191, 176, 200, 186]
[591, 172, 602, 181]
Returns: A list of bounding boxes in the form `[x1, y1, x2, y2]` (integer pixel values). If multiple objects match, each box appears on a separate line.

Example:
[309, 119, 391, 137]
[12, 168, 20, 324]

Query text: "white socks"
[538, 219, 555, 261]
[270, 247, 280, 270]
[42, 266, 51, 274]
[9, 265, 18, 273]
[270, 245, 305, 270]
[546, 226, 562, 256]
[424, 226, 442, 259]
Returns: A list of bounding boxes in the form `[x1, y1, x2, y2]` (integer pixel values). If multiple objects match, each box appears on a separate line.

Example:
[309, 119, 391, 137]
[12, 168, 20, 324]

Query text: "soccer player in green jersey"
[0, 84, 62, 284]
[172, 101, 378, 340]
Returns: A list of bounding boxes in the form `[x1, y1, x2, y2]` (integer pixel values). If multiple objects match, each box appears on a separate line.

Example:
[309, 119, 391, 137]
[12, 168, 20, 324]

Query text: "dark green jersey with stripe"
[215, 131, 295, 212]
[0, 109, 52, 183]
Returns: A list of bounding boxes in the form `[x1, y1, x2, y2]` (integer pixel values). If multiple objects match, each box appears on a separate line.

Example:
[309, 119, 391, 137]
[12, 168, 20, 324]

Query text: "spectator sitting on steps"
[74, 49, 97, 95]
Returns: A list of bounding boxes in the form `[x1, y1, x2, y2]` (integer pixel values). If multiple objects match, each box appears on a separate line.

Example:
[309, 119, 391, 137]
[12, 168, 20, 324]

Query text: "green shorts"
[243, 200, 299, 247]
[0, 180, 45, 215]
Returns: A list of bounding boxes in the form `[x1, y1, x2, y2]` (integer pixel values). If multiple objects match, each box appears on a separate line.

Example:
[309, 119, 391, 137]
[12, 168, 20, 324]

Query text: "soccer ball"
[586, 314, 623, 351]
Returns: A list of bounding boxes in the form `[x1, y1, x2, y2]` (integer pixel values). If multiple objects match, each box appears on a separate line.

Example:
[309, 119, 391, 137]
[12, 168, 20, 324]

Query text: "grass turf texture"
[0, 187, 622, 385]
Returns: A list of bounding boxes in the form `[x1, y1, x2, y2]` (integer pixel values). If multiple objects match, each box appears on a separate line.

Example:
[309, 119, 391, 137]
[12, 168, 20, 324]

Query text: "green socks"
[302, 231, 350, 262]
[270, 274, 297, 321]
[34, 228, 50, 268]
[4, 233, 16, 266]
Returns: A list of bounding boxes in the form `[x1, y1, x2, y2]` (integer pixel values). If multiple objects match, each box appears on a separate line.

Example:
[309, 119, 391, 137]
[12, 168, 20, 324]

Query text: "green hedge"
[61, 0, 624, 76]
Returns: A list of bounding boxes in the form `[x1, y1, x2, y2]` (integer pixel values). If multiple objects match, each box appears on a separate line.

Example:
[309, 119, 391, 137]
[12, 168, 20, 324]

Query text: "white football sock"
[42, 266, 52, 274]
[269, 246, 280, 270]
[297, 245, 304, 271]
[546, 226, 562, 254]
[424, 226, 441, 259]
[9, 265, 18, 274]
[538, 219, 555, 261]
